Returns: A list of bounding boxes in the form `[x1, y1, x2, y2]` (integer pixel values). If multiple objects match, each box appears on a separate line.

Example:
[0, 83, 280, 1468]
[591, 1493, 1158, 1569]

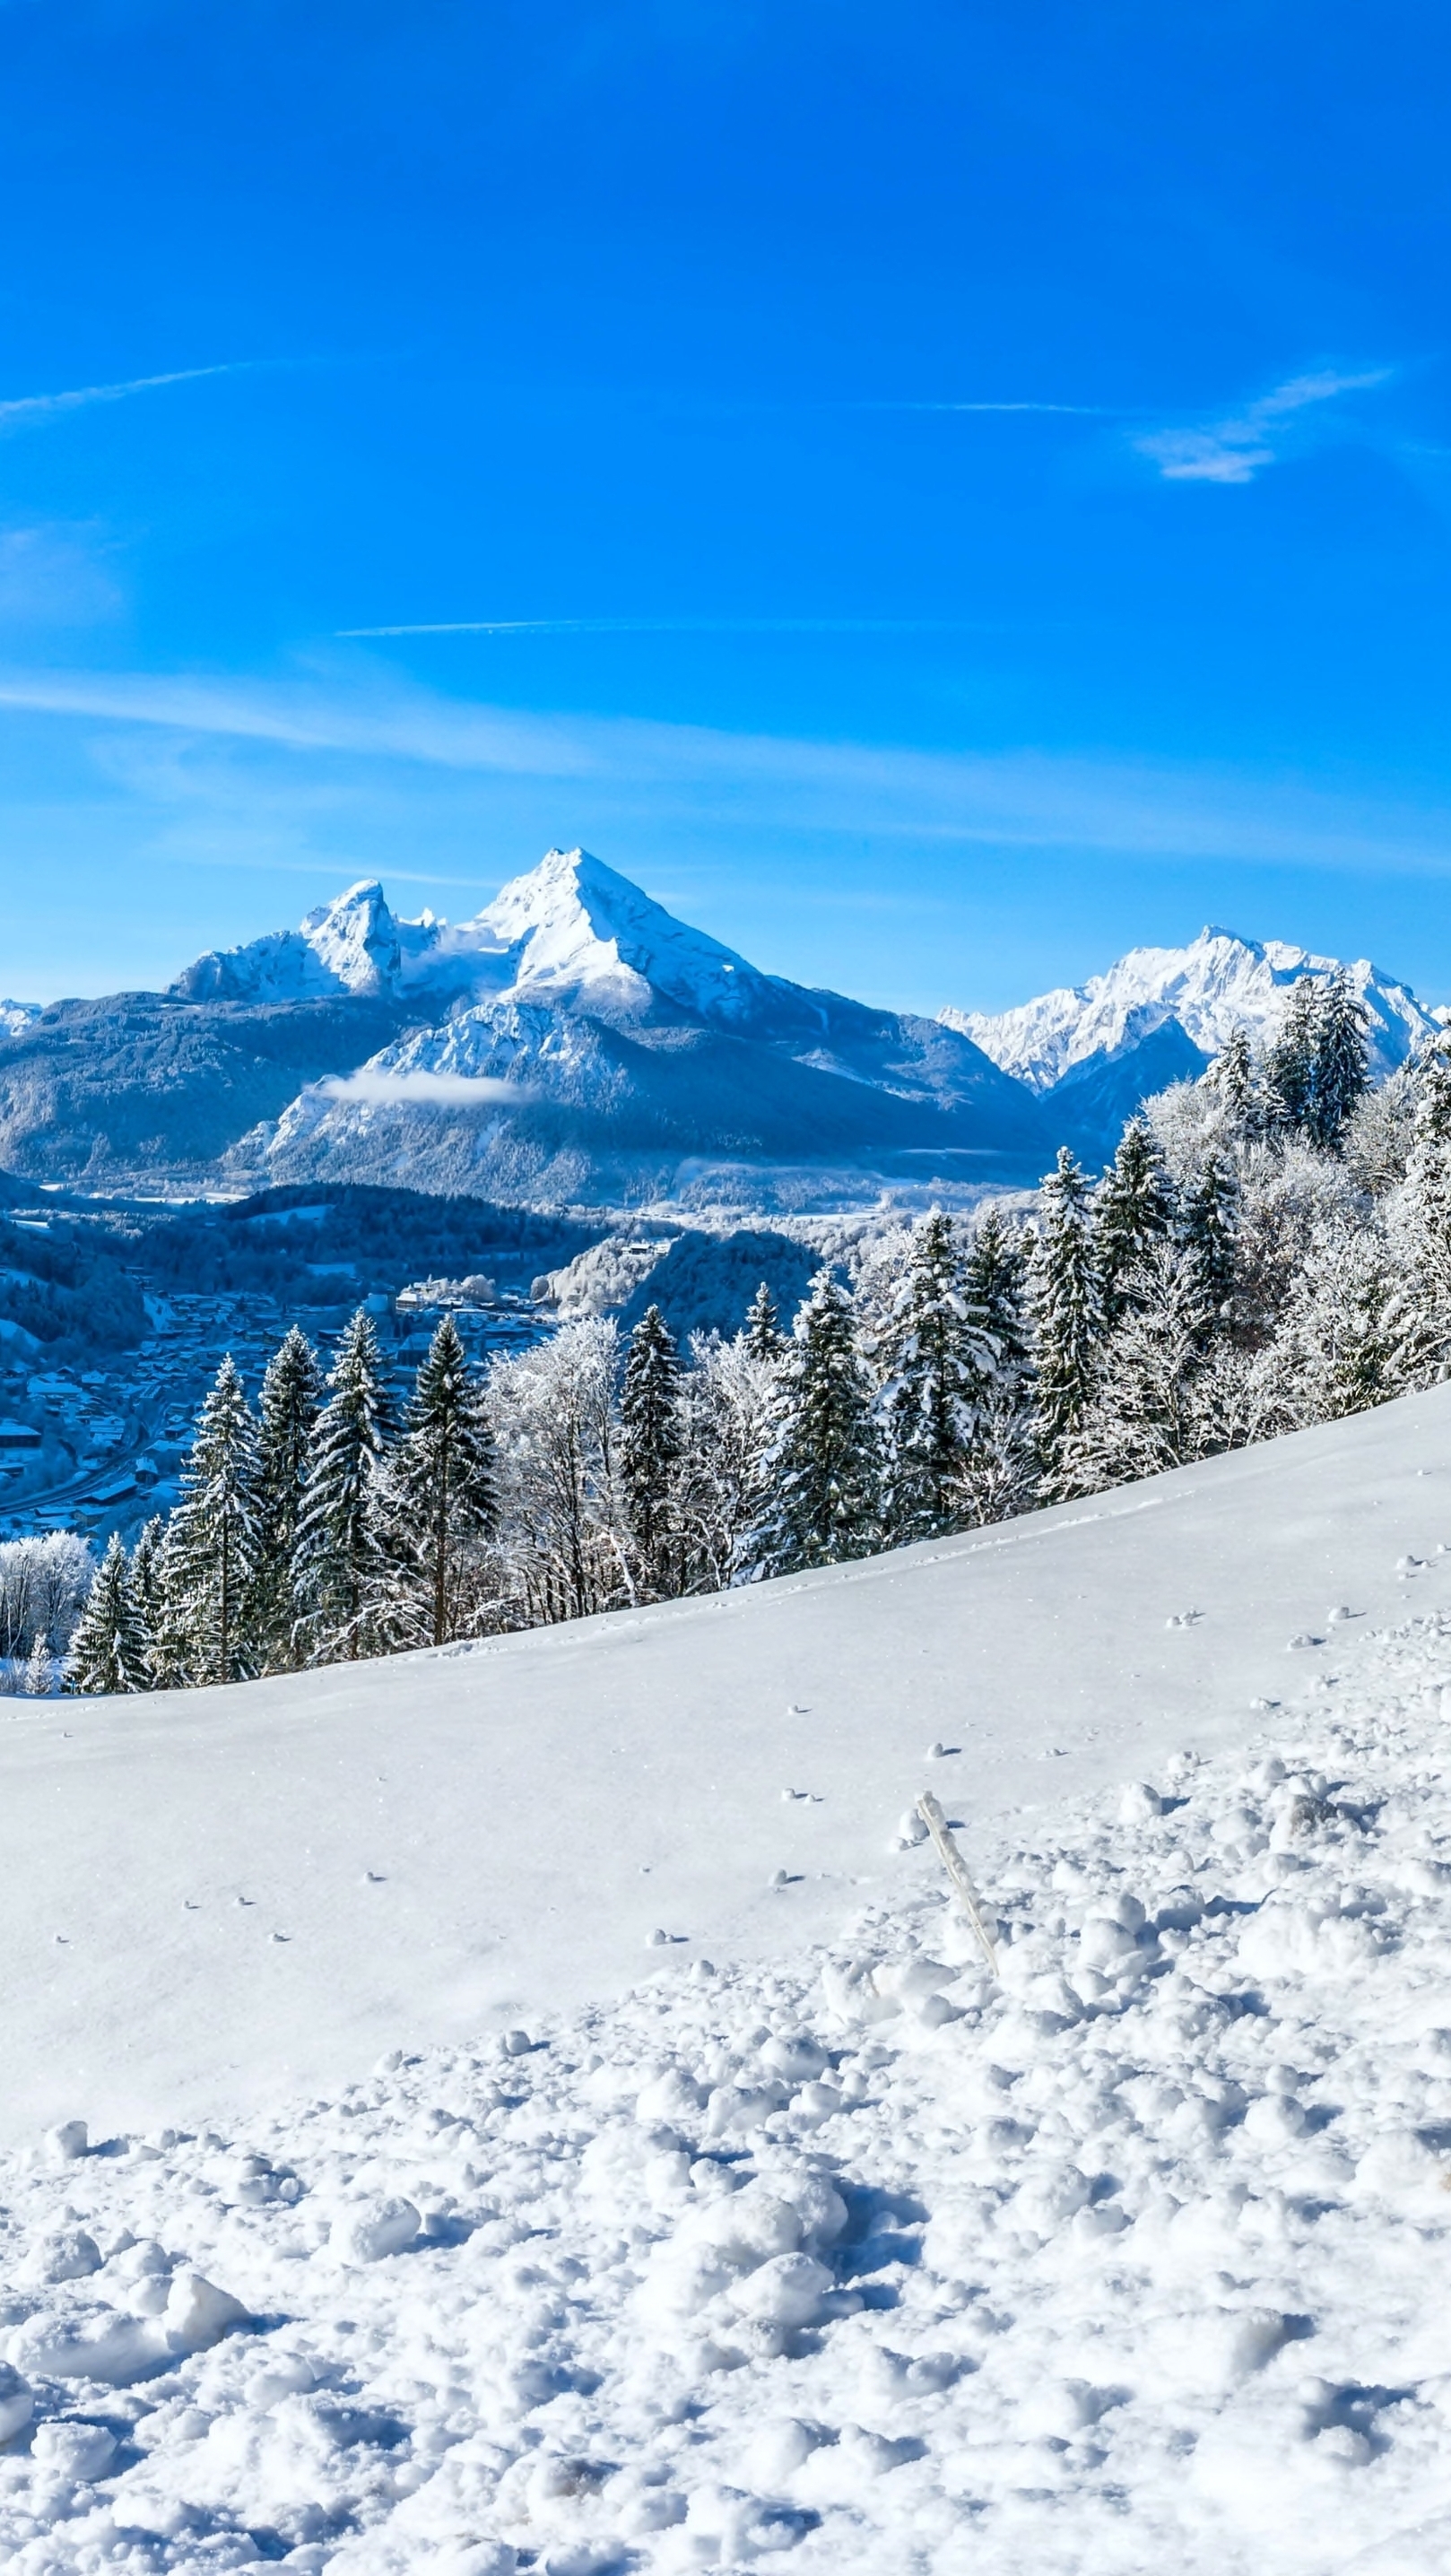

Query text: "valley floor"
[5, 1590, 1451, 2567]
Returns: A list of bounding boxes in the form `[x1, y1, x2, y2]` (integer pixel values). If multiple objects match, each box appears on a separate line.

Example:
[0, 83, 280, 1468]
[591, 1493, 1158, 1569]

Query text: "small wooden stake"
[916, 1791, 999, 1980]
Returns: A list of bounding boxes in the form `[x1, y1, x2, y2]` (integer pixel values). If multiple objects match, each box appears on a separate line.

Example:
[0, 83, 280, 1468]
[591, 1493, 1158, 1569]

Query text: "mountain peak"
[471, 846, 769, 1024]
[946, 926, 1438, 1092]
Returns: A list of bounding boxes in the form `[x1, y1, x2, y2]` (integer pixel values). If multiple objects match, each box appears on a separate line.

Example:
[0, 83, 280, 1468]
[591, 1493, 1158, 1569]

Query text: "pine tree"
[1030, 1149, 1104, 1483]
[394, 1314, 499, 1644]
[1390, 1070, 1451, 1378]
[1206, 1025, 1262, 1132]
[253, 1327, 325, 1669]
[743, 1281, 785, 1359]
[1310, 967, 1369, 1148]
[767, 1271, 879, 1571]
[65, 1532, 151, 1696]
[1177, 1151, 1239, 1330]
[22, 1626, 52, 1696]
[962, 1207, 1030, 1375]
[129, 1515, 165, 1647]
[1093, 1119, 1175, 1322]
[293, 1310, 401, 1663]
[165, 1357, 264, 1686]
[1264, 977, 1319, 1133]
[146, 1515, 199, 1691]
[876, 1212, 990, 1542]
[619, 1305, 683, 1597]
[1057, 1244, 1211, 1496]
[1413, 1037, 1451, 1146]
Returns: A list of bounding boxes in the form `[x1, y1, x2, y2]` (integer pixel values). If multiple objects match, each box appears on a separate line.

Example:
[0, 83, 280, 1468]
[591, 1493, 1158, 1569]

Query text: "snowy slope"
[8, 1400, 1451, 2566]
[5, 1383, 1451, 2147]
[0, 1000, 40, 1038]
[947, 926, 1439, 1092]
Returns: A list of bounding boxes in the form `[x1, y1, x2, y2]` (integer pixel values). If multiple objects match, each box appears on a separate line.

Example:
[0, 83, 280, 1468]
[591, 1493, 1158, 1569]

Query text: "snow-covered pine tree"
[951, 1205, 1037, 1525]
[394, 1314, 499, 1644]
[293, 1310, 401, 1664]
[1093, 1119, 1175, 1323]
[129, 1514, 165, 1652]
[1263, 977, 1319, 1133]
[1056, 1242, 1211, 1496]
[1412, 1036, 1451, 1145]
[1030, 1148, 1104, 1485]
[961, 1207, 1030, 1375]
[164, 1356, 264, 1686]
[766, 1270, 879, 1571]
[1388, 1051, 1451, 1377]
[252, 1326, 324, 1669]
[1309, 967, 1369, 1148]
[743, 1281, 785, 1359]
[65, 1531, 151, 1695]
[1205, 1025, 1262, 1134]
[619, 1304, 683, 1598]
[145, 1517, 195, 1691]
[876, 1211, 990, 1543]
[1177, 1150, 1238, 1331]
[22, 1626, 53, 1696]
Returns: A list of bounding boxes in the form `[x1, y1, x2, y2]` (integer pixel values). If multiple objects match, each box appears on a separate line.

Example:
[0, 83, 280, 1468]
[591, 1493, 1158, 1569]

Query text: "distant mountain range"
[947, 926, 1439, 1091]
[0, 854, 1440, 1208]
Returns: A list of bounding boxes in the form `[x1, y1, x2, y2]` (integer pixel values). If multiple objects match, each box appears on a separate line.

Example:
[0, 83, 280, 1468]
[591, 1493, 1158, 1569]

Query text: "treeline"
[65, 973, 1451, 1694]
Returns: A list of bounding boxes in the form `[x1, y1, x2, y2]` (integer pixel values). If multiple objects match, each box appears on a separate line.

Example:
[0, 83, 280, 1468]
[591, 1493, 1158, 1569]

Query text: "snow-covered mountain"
[4, 878, 1442, 1196]
[946, 925, 1440, 1096]
[0, 852, 1050, 1197]
[243, 849, 1050, 1203]
[7, 1386, 1451, 2568]
[172, 846, 801, 1028]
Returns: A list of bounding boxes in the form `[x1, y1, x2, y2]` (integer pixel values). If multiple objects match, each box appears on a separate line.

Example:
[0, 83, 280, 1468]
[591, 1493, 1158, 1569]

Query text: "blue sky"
[3, 1, 1451, 1012]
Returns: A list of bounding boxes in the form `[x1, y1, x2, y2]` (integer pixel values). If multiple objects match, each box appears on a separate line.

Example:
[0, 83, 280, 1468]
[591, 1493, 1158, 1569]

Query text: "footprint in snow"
[1165, 1609, 1203, 1630]
[1288, 1633, 1325, 1651]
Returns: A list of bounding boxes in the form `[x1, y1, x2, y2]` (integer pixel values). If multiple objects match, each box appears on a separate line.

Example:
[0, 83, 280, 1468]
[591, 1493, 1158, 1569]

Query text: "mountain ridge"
[1, 865, 1442, 1202]
[945, 923, 1439, 1093]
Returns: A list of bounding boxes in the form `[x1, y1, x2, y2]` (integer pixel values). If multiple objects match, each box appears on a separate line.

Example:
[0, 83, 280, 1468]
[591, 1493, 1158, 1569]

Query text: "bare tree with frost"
[488, 1317, 629, 1624]
[674, 1328, 784, 1591]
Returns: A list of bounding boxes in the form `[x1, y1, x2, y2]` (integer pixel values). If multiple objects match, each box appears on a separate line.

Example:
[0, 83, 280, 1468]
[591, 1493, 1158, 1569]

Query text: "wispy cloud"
[318, 1069, 530, 1107]
[1136, 367, 1392, 485]
[336, 616, 989, 639]
[3, 658, 1451, 881]
[851, 400, 1112, 415]
[0, 363, 245, 435]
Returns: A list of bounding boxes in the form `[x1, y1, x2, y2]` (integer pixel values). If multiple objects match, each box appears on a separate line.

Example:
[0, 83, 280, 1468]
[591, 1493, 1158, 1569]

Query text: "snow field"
[8, 1607, 1451, 2568]
[7, 1383, 1451, 2148]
